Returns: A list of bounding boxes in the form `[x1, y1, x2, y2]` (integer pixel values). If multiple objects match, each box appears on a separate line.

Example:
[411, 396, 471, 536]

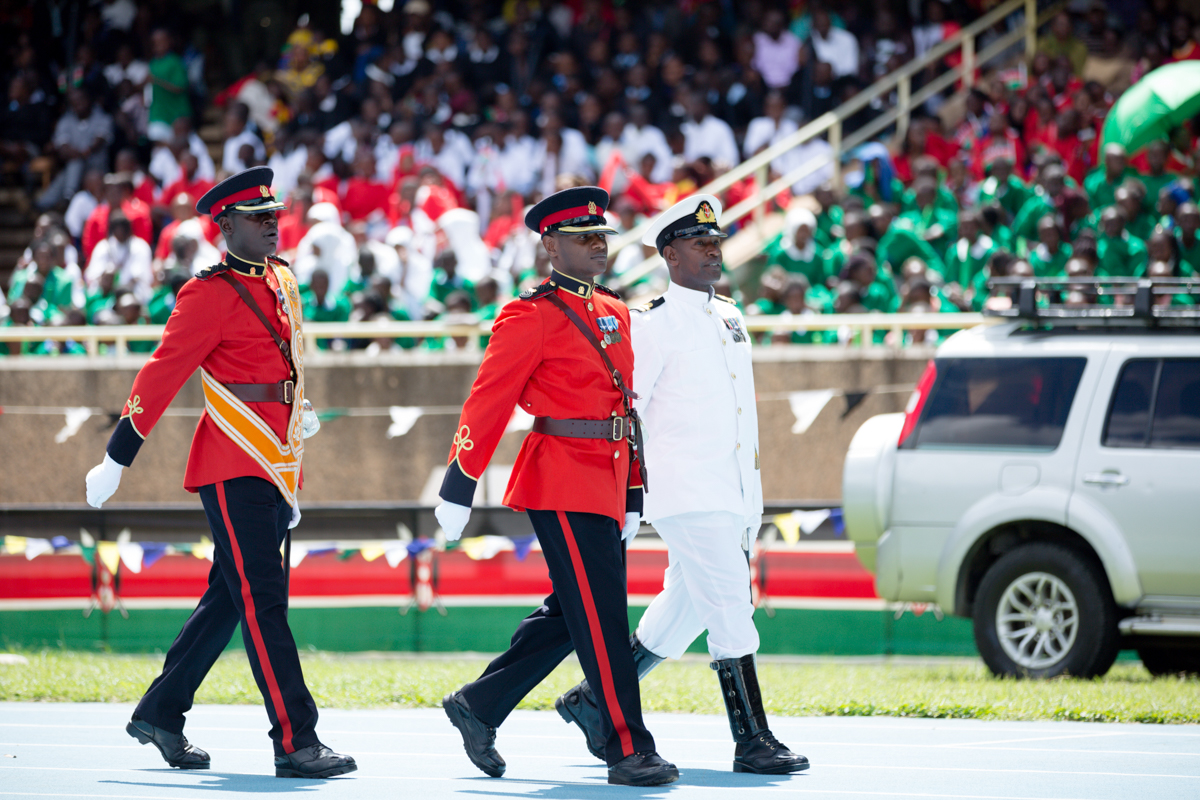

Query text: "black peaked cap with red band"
[524, 185, 618, 236]
[196, 166, 288, 221]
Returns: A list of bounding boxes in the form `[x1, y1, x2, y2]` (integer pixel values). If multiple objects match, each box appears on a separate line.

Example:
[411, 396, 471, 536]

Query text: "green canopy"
[1101, 61, 1200, 153]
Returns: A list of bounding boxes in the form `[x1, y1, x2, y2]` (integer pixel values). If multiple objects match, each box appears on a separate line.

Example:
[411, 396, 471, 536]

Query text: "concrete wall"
[0, 347, 930, 505]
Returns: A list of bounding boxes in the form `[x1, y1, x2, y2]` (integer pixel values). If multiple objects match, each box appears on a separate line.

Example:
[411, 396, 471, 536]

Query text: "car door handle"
[1083, 472, 1130, 487]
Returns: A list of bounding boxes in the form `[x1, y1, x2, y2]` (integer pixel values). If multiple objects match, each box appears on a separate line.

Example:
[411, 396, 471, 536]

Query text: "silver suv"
[843, 284, 1200, 678]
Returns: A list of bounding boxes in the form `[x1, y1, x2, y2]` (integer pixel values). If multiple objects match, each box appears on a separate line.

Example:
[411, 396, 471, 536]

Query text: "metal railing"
[0, 312, 990, 357]
[609, 0, 1054, 289]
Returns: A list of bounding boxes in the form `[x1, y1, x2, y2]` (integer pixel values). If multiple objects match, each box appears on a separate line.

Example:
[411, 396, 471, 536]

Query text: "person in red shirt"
[116, 149, 158, 208]
[435, 187, 678, 788]
[340, 151, 390, 222]
[82, 173, 153, 262]
[83, 167, 356, 781]
[160, 151, 215, 209]
[154, 193, 220, 262]
[972, 109, 1027, 181]
[276, 186, 313, 254]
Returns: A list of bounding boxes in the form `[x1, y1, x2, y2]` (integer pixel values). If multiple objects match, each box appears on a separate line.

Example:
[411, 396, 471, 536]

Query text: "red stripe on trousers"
[556, 510, 634, 758]
[217, 482, 295, 753]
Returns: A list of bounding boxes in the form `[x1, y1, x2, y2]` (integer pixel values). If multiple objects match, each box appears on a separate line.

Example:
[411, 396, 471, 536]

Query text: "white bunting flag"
[55, 407, 93, 443]
[787, 390, 835, 434]
[387, 406, 424, 438]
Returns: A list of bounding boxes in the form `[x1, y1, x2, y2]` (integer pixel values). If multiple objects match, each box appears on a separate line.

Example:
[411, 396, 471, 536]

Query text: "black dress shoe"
[442, 691, 505, 778]
[733, 731, 810, 774]
[126, 716, 210, 770]
[607, 752, 679, 786]
[554, 685, 606, 761]
[275, 743, 357, 778]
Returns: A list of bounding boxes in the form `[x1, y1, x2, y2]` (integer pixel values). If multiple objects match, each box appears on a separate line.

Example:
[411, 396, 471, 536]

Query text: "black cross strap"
[218, 272, 294, 376]
[543, 292, 648, 491]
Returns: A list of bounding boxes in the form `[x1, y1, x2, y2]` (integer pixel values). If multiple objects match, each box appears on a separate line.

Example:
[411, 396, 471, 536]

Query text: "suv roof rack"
[984, 277, 1200, 328]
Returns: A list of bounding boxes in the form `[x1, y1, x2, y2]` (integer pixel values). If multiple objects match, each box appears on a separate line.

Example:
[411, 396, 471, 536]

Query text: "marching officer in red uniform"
[435, 186, 679, 787]
[84, 166, 356, 780]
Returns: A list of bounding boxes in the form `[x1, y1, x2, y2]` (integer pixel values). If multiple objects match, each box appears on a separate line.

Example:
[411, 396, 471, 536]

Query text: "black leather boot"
[711, 654, 810, 774]
[126, 716, 210, 769]
[443, 691, 506, 777]
[555, 634, 665, 761]
[274, 744, 357, 778]
[607, 751, 679, 786]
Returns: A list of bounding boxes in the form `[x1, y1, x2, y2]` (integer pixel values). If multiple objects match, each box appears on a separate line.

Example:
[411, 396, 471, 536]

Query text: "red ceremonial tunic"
[108, 257, 301, 492]
[440, 270, 641, 522]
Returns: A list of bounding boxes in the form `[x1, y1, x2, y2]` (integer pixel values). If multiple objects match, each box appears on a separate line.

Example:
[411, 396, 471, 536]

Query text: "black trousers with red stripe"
[459, 508, 656, 766]
[134, 476, 319, 757]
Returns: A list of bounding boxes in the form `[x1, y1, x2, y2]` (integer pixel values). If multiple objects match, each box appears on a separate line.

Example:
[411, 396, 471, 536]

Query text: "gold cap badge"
[260, 185, 270, 197]
[588, 200, 598, 215]
[695, 201, 717, 224]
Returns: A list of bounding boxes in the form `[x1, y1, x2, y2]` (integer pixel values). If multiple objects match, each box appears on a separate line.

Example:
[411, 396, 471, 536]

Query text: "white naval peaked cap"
[641, 193, 727, 254]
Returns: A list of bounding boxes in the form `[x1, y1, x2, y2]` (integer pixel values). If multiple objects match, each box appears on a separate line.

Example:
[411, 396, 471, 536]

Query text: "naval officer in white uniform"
[553, 195, 809, 775]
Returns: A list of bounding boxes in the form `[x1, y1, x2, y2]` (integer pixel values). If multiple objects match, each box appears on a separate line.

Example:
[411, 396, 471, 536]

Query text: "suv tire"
[974, 543, 1119, 679]
[1137, 642, 1200, 677]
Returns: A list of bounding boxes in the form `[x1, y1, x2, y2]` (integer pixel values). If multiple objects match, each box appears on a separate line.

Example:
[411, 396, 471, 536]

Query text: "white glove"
[742, 517, 762, 552]
[435, 501, 471, 542]
[621, 512, 641, 542]
[301, 400, 320, 438]
[289, 503, 302, 529]
[85, 454, 124, 508]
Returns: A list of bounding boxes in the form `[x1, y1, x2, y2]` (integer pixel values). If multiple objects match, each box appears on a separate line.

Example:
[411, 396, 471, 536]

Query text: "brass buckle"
[611, 416, 626, 441]
[282, 380, 295, 404]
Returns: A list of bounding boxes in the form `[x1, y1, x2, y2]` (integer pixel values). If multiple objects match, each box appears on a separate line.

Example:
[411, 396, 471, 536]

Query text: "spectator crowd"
[2, 0, 1200, 355]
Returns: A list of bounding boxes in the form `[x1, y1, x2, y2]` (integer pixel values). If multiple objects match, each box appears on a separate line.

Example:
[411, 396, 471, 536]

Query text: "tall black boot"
[711, 654, 810, 774]
[555, 634, 664, 760]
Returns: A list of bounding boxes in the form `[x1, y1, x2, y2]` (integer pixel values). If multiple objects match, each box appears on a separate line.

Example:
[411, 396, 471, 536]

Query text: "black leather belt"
[224, 380, 295, 404]
[533, 416, 630, 441]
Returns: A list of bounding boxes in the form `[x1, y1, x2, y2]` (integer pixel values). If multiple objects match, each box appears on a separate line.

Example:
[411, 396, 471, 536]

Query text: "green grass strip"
[1, 652, 1197, 724]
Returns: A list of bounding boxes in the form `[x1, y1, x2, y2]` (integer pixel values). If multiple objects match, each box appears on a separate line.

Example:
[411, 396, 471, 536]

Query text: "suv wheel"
[974, 543, 1119, 678]
[1137, 642, 1200, 677]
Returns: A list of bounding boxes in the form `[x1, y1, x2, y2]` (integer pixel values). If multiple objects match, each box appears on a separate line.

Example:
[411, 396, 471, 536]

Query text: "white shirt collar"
[665, 280, 715, 307]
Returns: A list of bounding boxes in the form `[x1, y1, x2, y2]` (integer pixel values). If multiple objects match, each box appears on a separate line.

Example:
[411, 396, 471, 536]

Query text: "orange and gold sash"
[201, 262, 306, 506]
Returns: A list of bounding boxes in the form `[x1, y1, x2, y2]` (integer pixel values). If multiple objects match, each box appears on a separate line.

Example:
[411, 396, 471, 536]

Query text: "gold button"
[737, 443, 741, 450]
[706, 308, 712, 315]
[738, 407, 742, 414]
[731, 373, 736, 379]
[601, 341, 608, 349]
[722, 339, 727, 345]
[587, 303, 593, 310]
[614, 451, 620, 459]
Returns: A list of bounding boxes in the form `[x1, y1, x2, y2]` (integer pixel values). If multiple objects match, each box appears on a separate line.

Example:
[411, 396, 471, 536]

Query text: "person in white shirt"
[65, 169, 104, 240]
[85, 210, 154, 304]
[413, 123, 474, 191]
[681, 92, 739, 168]
[619, 105, 674, 184]
[221, 102, 266, 174]
[499, 112, 539, 196]
[553, 195, 810, 777]
[291, 203, 357, 291]
[809, 8, 860, 78]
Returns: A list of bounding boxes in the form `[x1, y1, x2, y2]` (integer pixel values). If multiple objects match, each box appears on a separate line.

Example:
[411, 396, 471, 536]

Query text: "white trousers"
[635, 511, 760, 660]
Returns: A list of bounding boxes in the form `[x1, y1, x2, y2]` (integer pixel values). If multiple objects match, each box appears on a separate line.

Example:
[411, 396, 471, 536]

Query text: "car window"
[908, 357, 1087, 450]
[1103, 360, 1157, 447]
[1104, 358, 1200, 450]
[1151, 360, 1200, 449]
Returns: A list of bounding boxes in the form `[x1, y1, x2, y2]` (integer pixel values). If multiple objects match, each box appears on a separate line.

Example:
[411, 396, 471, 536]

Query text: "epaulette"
[518, 282, 556, 301]
[714, 294, 737, 304]
[594, 283, 621, 298]
[268, 254, 290, 268]
[634, 296, 665, 312]
[195, 262, 231, 281]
